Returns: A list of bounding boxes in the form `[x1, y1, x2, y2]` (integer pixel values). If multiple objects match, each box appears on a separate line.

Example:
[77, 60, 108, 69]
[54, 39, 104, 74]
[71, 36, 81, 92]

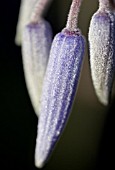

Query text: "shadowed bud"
[22, 20, 52, 117]
[35, 0, 85, 167]
[22, 0, 53, 116]
[88, 0, 115, 105]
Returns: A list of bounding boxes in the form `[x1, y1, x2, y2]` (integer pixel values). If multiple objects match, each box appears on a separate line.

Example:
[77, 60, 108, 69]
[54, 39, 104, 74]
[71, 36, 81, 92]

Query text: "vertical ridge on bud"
[35, 0, 85, 168]
[88, 0, 115, 105]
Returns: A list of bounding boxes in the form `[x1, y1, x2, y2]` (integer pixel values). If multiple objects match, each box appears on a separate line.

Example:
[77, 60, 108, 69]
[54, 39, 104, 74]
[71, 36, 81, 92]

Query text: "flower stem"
[30, 0, 52, 23]
[99, 0, 111, 10]
[66, 0, 82, 32]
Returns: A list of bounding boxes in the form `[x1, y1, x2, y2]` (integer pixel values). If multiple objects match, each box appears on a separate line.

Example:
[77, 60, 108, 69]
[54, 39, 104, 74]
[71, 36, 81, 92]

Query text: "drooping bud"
[22, 20, 52, 117]
[35, 0, 85, 168]
[88, 0, 115, 105]
[22, 0, 53, 117]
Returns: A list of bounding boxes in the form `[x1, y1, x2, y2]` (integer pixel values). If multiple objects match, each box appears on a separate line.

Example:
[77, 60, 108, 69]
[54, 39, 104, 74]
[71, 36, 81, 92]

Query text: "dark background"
[0, 0, 115, 170]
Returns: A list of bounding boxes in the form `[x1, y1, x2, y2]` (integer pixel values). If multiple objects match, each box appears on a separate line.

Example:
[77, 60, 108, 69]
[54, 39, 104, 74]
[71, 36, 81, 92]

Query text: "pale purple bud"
[35, 29, 85, 168]
[88, 1, 115, 105]
[22, 20, 52, 117]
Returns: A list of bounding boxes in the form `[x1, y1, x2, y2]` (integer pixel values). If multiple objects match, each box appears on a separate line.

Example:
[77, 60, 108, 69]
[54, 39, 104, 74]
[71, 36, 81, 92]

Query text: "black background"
[0, 0, 115, 170]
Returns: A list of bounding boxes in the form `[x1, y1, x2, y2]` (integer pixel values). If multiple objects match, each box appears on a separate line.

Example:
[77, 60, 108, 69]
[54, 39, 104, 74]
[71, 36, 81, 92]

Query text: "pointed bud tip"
[95, 88, 109, 106]
[35, 159, 44, 169]
[98, 97, 109, 106]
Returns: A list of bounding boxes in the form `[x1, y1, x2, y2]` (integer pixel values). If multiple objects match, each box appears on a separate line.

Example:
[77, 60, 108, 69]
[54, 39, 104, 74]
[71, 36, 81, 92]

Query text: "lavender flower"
[22, 0, 53, 117]
[88, 0, 115, 105]
[35, 0, 85, 168]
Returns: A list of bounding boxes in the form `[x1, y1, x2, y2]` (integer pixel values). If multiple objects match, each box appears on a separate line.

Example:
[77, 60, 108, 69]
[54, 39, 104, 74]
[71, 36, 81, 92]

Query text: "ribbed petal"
[22, 20, 52, 117]
[35, 30, 85, 168]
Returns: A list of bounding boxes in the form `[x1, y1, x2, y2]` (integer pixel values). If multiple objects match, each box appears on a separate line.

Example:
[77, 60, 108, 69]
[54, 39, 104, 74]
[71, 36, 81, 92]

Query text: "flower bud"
[88, 2, 115, 105]
[35, 29, 85, 168]
[22, 20, 52, 117]
[34, 0, 85, 167]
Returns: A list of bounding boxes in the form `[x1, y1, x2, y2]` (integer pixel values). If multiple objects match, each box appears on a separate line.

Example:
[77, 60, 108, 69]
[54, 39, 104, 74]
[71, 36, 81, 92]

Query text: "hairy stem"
[30, 0, 52, 23]
[66, 0, 82, 31]
[99, 0, 111, 10]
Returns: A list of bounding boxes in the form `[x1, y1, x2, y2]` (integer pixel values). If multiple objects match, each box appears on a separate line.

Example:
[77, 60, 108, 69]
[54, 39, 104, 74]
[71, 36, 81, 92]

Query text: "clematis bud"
[35, 0, 85, 168]
[22, 0, 53, 117]
[22, 20, 52, 117]
[88, 0, 115, 105]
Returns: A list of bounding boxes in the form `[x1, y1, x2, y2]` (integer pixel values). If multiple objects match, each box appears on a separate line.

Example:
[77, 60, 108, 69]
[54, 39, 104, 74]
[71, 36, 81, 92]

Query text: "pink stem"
[66, 0, 82, 31]
[99, 0, 111, 10]
[30, 0, 52, 23]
